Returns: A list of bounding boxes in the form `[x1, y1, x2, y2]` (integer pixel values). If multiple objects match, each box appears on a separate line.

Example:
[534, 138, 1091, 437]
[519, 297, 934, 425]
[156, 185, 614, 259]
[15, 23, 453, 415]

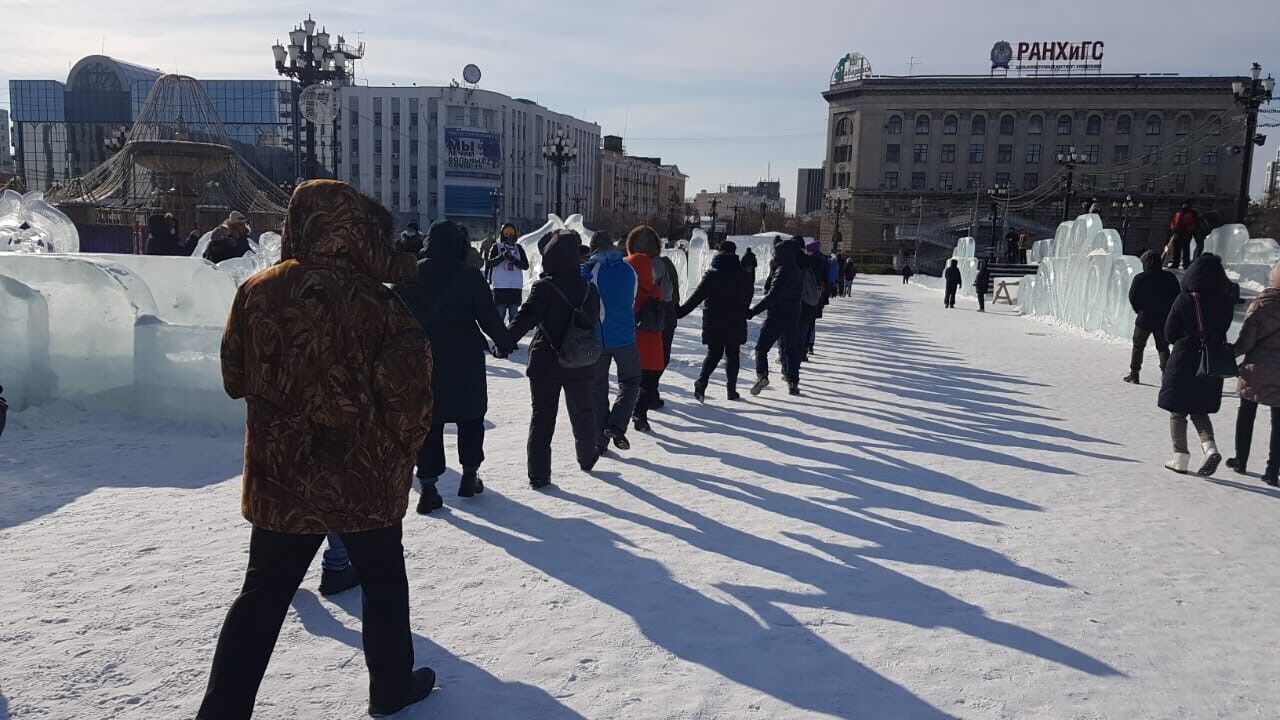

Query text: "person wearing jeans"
[485, 223, 529, 325]
[749, 237, 804, 396]
[582, 232, 640, 451]
[1227, 262, 1280, 485]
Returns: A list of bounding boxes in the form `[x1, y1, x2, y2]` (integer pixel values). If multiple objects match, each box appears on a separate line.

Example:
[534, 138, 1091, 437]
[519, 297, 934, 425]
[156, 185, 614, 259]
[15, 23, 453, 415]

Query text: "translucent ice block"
[81, 255, 237, 326]
[0, 273, 53, 409]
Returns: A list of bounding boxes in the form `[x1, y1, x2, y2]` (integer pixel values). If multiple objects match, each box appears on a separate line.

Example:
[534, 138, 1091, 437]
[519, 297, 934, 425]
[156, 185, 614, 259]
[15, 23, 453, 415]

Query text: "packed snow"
[2, 276, 1279, 719]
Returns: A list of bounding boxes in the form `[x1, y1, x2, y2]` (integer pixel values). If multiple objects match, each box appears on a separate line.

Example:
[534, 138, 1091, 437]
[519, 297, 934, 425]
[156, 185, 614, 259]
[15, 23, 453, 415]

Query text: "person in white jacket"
[485, 223, 530, 323]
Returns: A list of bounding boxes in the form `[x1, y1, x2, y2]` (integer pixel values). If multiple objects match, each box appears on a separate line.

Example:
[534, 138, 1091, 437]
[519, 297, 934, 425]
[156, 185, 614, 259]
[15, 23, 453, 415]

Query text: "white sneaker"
[1164, 453, 1191, 474]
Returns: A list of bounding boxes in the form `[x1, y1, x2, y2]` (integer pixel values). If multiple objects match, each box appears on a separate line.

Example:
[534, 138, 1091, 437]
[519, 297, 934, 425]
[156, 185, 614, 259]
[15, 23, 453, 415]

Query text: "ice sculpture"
[0, 274, 53, 410]
[84, 254, 237, 326]
[0, 190, 81, 253]
[1204, 224, 1280, 292]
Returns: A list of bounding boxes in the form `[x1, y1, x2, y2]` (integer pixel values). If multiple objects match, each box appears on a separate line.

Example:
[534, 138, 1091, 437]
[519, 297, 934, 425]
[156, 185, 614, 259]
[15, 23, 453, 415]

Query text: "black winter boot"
[693, 379, 708, 403]
[319, 564, 360, 596]
[457, 467, 484, 497]
[1226, 457, 1248, 475]
[417, 479, 444, 514]
[368, 667, 436, 717]
[1122, 372, 1139, 384]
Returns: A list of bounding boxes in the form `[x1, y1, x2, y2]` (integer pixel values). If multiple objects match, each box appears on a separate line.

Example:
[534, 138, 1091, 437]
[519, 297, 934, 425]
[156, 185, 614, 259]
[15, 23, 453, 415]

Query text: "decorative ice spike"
[0, 190, 81, 254]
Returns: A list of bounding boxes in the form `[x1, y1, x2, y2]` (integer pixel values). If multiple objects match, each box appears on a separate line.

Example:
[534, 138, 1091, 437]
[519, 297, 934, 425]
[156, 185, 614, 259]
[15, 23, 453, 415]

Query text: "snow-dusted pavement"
[3, 276, 1278, 720]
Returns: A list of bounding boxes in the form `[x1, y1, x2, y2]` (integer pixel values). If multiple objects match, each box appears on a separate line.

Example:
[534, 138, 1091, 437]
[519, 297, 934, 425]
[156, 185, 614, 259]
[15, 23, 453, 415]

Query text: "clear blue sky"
[3, 0, 1277, 209]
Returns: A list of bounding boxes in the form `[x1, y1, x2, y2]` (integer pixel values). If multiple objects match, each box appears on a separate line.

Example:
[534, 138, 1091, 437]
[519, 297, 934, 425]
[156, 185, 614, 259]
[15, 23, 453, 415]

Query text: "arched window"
[943, 114, 958, 135]
[999, 115, 1016, 135]
[1028, 115, 1044, 135]
[915, 114, 930, 135]
[1175, 115, 1192, 135]
[1086, 114, 1102, 136]
[971, 115, 987, 136]
[1057, 114, 1073, 135]
[834, 117, 852, 136]
[1116, 115, 1132, 135]
[887, 115, 902, 134]
[1146, 115, 1162, 135]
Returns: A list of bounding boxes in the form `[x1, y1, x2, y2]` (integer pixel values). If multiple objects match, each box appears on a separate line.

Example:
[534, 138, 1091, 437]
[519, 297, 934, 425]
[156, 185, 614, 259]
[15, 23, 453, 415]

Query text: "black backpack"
[542, 283, 603, 369]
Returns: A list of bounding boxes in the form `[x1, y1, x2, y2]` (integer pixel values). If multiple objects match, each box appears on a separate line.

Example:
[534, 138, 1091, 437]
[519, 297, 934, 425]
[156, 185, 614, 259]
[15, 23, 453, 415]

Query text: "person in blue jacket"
[582, 231, 641, 454]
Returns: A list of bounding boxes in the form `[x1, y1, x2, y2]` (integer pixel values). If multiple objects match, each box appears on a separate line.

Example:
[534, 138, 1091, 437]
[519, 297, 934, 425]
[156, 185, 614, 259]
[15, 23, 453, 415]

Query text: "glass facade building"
[10, 55, 324, 192]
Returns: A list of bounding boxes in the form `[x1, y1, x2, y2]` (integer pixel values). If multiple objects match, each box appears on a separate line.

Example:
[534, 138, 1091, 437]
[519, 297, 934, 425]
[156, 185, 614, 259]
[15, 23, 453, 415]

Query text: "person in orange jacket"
[625, 226, 667, 432]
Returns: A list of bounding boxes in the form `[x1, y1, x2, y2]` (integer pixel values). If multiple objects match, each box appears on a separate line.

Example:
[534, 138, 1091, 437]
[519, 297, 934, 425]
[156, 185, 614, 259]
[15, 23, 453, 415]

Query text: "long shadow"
[0, 693, 8, 720]
[444, 494, 959, 719]
[291, 590, 588, 720]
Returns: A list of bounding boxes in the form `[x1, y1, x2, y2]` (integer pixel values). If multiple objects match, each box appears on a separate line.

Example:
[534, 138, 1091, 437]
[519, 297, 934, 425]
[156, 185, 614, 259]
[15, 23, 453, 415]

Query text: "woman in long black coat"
[1158, 254, 1235, 476]
[394, 220, 512, 512]
[677, 243, 753, 402]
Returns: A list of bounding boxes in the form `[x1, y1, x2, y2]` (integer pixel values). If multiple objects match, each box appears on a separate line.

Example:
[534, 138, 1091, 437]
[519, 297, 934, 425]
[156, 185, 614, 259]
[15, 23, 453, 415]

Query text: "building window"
[911, 172, 926, 190]
[884, 171, 899, 189]
[939, 171, 954, 190]
[350, 137, 359, 152]
[943, 114, 958, 135]
[1024, 172, 1039, 188]
[1204, 174, 1217, 192]
[834, 117, 853, 137]
[374, 139, 383, 155]
[915, 115, 930, 134]
[997, 144, 1013, 163]
[1143, 145, 1159, 164]
[392, 112, 401, 127]
[374, 164, 382, 180]
[968, 144, 984, 163]
[410, 166, 418, 181]
[887, 115, 902, 134]
[1057, 114, 1073, 135]
[994, 171, 1011, 185]
[392, 139, 400, 155]
[350, 164, 360, 178]
[1110, 173, 1127, 191]
[1084, 145, 1100, 163]
[1116, 115, 1132, 135]
[885, 144, 901, 163]
[392, 165, 400, 180]
[1146, 115, 1162, 135]
[833, 145, 852, 162]
[1114, 145, 1130, 162]
[1028, 115, 1043, 135]
[999, 115, 1015, 135]
[1086, 114, 1102, 136]
[1202, 146, 1218, 165]
[833, 172, 850, 188]
[410, 112, 419, 127]
[1143, 174, 1156, 191]
[971, 115, 987, 135]
[1172, 148, 1189, 166]
[410, 140, 418, 157]
[1176, 115, 1192, 135]
[941, 144, 956, 163]
[966, 171, 983, 190]
[913, 144, 928, 163]
[1025, 144, 1042, 163]
[374, 111, 383, 126]
[1172, 174, 1187, 193]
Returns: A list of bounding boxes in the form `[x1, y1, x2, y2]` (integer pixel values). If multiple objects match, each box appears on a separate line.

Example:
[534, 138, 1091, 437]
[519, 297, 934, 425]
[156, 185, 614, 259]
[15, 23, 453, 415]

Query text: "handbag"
[1190, 292, 1238, 379]
[636, 298, 666, 332]
[541, 282, 603, 370]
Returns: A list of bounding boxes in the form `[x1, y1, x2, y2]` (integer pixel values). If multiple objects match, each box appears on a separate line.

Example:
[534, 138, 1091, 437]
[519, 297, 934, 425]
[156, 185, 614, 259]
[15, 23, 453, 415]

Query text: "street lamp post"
[489, 187, 504, 236]
[1111, 194, 1143, 247]
[826, 195, 848, 252]
[272, 15, 363, 180]
[541, 129, 578, 218]
[1232, 62, 1276, 223]
[759, 200, 768, 233]
[1056, 146, 1086, 222]
[708, 196, 720, 245]
[987, 183, 1011, 260]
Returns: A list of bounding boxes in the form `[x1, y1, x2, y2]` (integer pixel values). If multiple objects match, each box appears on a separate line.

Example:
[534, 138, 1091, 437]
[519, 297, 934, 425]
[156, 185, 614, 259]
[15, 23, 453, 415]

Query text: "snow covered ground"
[2, 275, 1278, 719]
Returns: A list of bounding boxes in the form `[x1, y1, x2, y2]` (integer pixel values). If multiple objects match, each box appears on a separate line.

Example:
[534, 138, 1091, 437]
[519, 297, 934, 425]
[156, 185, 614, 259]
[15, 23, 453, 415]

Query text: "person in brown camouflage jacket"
[199, 180, 438, 720]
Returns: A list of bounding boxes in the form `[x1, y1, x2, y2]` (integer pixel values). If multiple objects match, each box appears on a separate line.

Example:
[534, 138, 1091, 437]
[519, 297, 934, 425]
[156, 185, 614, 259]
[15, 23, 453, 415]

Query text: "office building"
[796, 168, 824, 215]
[597, 135, 687, 236]
[1264, 147, 1280, 208]
[822, 67, 1246, 261]
[693, 189, 786, 234]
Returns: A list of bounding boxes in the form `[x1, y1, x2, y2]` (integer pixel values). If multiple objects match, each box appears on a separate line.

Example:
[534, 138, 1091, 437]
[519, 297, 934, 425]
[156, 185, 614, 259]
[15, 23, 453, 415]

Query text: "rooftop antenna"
[908, 56, 922, 76]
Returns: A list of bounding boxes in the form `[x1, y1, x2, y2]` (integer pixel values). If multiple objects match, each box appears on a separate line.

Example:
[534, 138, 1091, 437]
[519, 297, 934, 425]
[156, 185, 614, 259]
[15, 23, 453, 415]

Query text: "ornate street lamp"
[987, 182, 1012, 259]
[1111, 194, 1143, 246]
[1056, 146, 1087, 222]
[541, 129, 577, 217]
[1232, 62, 1276, 222]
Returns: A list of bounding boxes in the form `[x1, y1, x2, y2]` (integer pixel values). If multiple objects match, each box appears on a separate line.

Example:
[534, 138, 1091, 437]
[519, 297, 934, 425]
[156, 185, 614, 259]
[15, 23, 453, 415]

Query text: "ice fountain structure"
[0, 190, 81, 253]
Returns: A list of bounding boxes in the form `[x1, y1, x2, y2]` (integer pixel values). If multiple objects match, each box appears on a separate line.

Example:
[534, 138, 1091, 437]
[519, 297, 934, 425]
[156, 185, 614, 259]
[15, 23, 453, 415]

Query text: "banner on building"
[445, 128, 502, 180]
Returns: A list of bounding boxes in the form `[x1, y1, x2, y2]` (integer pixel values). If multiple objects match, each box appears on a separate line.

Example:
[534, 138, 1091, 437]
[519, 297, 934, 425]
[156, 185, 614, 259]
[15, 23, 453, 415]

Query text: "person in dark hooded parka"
[677, 241, 752, 401]
[508, 230, 602, 488]
[394, 220, 513, 513]
[1124, 249, 1181, 384]
[1158, 253, 1234, 476]
[748, 236, 804, 396]
[144, 213, 185, 256]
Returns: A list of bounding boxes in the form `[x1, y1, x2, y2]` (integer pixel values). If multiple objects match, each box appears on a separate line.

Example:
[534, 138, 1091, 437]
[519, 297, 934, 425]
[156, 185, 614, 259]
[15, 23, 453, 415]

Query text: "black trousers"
[528, 375, 597, 481]
[416, 419, 485, 480]
[1235, 399, 1280, 474]
[755, 312, 802, 384]
[698, 343, 741, 391]
[944, 284, 958, 307]
[976, 290, 986, 311]
[1130, 326, 1170, 374]
[198, 524, 413, 720]
[635, 370, 661, 419]
[800, 305, 818, 352]
[1170, 233, 1193, 269]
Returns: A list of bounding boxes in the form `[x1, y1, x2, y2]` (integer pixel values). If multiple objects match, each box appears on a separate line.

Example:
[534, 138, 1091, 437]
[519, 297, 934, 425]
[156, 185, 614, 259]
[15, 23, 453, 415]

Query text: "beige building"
[597, 135, 687, 236]
[822, 73, 1246, 262]
[1264, 147, 1280, 208]
[693, 185, 786, 235]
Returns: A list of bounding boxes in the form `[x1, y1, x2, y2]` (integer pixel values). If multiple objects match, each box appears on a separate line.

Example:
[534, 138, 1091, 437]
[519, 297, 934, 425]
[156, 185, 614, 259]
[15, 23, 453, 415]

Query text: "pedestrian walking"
[843, 257, 858, 296]
[742, 247, 759, 283]
[677, 241, 753, 402]
[1158, 254, 1234, 476]
[800, 239, 827, 358]
[649, 243, 681, 409]
[974, 261, 991, 312]
[508, 230, 602, 489]
[625, 226, 667, 432]
[943, 259, 962, 308]
[485, 223, 530, 324]
[1167, 201, 1199, 270]
[199, 180, 436, 720]
[901, 263, 914, 285]
[749, 236, 804, 396]
[583, 231, 640, 454]
[1123, 250, 1180, 384]
[1227, 262, 1280, 486]
[394, 220, 513, 514]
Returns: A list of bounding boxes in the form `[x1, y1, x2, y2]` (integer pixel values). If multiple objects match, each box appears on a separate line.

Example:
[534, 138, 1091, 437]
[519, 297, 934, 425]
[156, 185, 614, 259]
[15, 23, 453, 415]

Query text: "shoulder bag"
[1191, 292, 1238, 379]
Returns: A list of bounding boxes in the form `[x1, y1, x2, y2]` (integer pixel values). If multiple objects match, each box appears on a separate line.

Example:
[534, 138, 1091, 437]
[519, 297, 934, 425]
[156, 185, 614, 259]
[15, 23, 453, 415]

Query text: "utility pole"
[730, 204, 743, 235]
[1233, 62, 1276, 223]
[759, 200, 768, 233]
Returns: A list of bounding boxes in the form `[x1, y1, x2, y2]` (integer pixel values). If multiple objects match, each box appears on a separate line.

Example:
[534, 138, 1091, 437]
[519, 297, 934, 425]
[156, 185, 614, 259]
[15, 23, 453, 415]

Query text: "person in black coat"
[974, 261, 991, 312]
[1158, 254, 1234, 476]
[677, 242, 753, 402]
[741, 247, 759, 280]
[508, 230, 601, 488]
[396, 222, 425, 255]
[748, 237, 804, 396]
[143, 213, 185, 256]
[1124, 250, 1181, 384]
[393, 220, 512, 512]
[943, 259, 962, 308]
[900, 264, 913, 285]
